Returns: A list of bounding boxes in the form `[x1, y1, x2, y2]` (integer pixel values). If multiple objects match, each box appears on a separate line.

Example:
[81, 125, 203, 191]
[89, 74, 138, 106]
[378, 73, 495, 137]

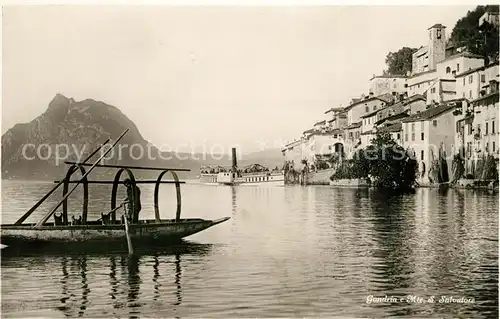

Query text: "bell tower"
[428, 24, 446, 70]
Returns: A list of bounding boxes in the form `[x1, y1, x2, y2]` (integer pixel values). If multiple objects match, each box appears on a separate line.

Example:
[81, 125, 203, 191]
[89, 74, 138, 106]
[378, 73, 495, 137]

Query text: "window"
[493, 121, 496, 134]
[411, 133, 415, 141]
[397, 133, 401, 140]
[481, 74, 486, 83]
[494, 141, 496, 152]
[486, 142, 489, 153]
[433, 120, 438, 127]
[446, 66, 451, 74]
[469, 75, 473, 84]
[431, 87, 436, 93]
[457, 63, 460, 72]
[373, 105, 377, 111]
[365, 106, 369, 112]
[463, 92, 466, 98]
[463, 78, 465, 86]
[486, 122, 489, 135]
[412, 123, 415, 131]
[469, 90, 472, 98]
[421, 150, 424, 161]
[405, 133, 408, 142]
[421, 132, 424, 140]
[437, 29, 442, 39]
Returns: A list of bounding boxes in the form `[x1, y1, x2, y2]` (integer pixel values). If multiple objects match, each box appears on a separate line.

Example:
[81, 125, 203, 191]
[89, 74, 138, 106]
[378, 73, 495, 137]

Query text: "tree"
[385, 47, 418, 75]
[450, 5, 499, 62]
[367, 133, 418, 190]
[331, 132, 418, 192]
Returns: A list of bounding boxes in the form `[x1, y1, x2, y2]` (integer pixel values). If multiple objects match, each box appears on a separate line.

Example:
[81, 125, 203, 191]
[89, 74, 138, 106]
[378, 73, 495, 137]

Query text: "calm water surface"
[1, 181, 498, 318]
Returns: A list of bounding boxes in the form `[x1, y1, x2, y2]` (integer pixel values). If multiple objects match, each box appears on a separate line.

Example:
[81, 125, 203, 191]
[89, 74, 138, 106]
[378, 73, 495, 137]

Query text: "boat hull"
[0, 217, 230, 251]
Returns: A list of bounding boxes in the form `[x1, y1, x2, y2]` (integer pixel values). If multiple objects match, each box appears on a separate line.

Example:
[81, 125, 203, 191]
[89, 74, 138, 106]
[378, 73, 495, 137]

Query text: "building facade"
[345, 93, 393, 126]
[369, 75, 407, 96]
[402, 104, 457, 184]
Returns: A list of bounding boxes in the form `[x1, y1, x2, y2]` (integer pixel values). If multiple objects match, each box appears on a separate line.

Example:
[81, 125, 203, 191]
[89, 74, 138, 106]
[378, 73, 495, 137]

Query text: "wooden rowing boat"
[0, 218, 229, 247]
[0, 129, 230, 253]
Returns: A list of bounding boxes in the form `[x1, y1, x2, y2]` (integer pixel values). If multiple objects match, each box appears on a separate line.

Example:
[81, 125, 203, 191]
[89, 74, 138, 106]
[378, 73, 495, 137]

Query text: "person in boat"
[124, 178, 142, 223]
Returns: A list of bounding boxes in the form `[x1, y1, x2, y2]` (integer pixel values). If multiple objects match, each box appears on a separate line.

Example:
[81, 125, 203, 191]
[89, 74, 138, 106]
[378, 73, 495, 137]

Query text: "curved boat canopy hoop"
[154, 170, 182, 223]
[110, 168, 136, 223]
[62, 164, 89, 224]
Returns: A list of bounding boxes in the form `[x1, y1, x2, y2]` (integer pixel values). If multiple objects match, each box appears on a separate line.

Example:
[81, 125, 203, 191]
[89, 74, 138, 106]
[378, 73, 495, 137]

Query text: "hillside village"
[282, 11, 500, 186]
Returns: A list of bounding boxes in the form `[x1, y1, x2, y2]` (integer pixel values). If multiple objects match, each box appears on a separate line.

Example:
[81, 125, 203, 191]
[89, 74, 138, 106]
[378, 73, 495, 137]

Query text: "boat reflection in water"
[1, 241, 209, 318]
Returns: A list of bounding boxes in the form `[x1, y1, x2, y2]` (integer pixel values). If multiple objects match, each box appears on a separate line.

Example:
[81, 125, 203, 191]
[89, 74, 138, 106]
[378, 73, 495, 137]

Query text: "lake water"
[1, 180, 498, 318]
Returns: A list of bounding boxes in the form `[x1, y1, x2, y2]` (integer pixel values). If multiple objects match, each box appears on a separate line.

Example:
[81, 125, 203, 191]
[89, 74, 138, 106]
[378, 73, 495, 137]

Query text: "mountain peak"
[46, 93, 72, 115]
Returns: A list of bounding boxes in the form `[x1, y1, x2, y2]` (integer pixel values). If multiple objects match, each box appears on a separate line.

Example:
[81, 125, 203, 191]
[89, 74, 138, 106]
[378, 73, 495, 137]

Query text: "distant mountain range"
[1, 94, 284, 180]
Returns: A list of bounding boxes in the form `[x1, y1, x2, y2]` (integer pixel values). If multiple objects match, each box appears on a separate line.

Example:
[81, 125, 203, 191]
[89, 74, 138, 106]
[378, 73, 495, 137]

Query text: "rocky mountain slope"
[1, 94, 197, 180]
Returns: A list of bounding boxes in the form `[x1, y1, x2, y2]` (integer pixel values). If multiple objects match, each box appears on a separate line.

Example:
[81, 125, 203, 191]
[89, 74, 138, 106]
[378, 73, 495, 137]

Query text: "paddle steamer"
[199, 148, 285, 186]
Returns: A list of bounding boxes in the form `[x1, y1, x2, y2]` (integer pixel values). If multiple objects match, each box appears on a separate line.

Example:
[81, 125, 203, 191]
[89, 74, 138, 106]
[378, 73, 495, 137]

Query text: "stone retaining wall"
[329, 178, 370, 187]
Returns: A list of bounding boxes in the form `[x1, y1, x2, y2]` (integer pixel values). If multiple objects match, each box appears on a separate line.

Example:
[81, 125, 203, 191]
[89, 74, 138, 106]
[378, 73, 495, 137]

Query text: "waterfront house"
[308, 130, 345, 168]
[402, 103, 459, 184]
[360, 108, 380, 147]
[343, 122, 362, 159]
[471, 63, 499, 160]
[282, 138, 307, 169]
[453, 62, 499, 175]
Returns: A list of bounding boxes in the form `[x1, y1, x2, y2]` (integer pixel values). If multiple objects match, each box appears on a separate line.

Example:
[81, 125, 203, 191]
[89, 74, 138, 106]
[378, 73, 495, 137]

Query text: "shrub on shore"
[330, 132, 418, 191]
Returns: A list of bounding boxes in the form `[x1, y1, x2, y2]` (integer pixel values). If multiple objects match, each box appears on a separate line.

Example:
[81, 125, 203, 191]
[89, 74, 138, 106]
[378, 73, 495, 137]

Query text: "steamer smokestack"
[232, 148, 238, 170]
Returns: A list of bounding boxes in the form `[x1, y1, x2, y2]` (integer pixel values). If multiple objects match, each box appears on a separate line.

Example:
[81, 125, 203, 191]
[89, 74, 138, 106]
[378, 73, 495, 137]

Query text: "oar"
[34, 129, 129, 227]
[122, 202, 134, 255]
[15, 138, 111, 225]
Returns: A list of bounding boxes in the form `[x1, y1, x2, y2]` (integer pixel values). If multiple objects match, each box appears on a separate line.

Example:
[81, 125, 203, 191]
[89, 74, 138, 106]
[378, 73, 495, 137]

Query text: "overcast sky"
[3, 5, 474, 153]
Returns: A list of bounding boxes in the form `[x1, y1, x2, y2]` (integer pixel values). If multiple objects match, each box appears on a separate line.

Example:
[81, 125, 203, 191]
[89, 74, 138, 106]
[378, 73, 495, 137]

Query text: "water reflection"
[127, 255, 141, 317]
[1, 241, 209, 318]
[368, 192, 418, 317]
[231, 186, 237, 215]
[174, 254, 182, 307]
[1, 183, 497, 318]
[109, 257, 119, 305]
[78, 256, 90, 316]
[152, 255, 160, 302]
